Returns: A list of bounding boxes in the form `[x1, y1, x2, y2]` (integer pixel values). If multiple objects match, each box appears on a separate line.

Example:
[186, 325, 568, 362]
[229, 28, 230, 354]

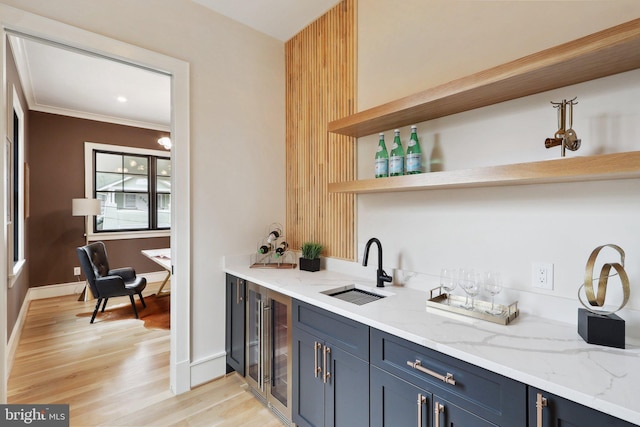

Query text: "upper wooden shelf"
[328, 18, 640, 137]
[328, 151, 640, 193]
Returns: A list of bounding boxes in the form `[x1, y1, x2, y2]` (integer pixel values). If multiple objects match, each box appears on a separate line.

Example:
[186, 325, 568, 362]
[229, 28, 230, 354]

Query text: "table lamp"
[72, 198, 101, 301]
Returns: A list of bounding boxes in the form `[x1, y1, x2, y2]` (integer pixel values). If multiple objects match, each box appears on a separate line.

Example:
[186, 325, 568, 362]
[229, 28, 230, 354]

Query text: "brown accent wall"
[28, 111, 170, 287]
[285, 0, 356, 260]
[6, 39, 30, 338]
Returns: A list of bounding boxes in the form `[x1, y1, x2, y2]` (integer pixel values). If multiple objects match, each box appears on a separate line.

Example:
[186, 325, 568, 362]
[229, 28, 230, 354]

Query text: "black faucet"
[362, 237, 392, 288]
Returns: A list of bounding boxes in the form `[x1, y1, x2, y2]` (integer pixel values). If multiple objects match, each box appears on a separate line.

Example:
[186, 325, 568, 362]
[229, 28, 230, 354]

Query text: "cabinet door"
[293, 327, 325, 427]
[325, 344, 370, 427]
[433, 395, 496, 427]
[225, 274, 245, 375]
[529, 387, 636, 427]
[371, 365, 431, 427]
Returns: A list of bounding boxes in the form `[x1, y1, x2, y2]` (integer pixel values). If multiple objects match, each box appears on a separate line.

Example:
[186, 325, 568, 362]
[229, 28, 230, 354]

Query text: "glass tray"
[426, 287, 519, 325]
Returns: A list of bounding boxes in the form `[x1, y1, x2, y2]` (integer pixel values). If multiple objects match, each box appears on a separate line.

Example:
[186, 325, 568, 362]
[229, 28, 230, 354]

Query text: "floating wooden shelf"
[328, 18, 640, 138]
[328, 151, 640, 194]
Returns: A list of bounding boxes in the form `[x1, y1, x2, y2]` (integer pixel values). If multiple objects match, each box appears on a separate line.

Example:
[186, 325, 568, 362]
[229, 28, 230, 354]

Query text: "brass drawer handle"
[417, 394, 426, 427]
[407, 359, 456, 385]
[434, 401, 444, 427]
[314, 342, 322, 378]
[323, 346, 331, 383]
[536, 392, 548, 427]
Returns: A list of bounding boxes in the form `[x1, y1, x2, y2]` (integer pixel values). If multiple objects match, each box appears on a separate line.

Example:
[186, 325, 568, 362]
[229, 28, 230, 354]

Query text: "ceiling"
[192, 0, 342, 42]
[8, 0, 341, 132]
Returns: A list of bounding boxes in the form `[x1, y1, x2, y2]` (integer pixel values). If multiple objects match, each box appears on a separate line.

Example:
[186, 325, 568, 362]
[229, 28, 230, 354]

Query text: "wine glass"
[460, 269, 480, 310]
[484, 271, 503, 315]
[440, 268, 457, 305]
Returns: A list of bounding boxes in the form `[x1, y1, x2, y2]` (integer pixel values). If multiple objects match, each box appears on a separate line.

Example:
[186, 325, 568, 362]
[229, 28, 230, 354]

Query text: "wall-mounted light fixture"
[158, 136, 172, 150]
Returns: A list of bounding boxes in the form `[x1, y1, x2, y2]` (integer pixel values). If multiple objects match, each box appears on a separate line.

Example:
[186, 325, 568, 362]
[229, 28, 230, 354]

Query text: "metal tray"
[426, 287, 519, 325]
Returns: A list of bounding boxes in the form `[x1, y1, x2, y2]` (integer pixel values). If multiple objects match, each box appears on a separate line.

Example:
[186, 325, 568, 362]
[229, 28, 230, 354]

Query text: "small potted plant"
[300, 242, 323, 272]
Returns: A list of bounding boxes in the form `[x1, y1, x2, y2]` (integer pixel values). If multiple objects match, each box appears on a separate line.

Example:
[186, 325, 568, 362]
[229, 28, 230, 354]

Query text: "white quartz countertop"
[225, 259, 640, 425]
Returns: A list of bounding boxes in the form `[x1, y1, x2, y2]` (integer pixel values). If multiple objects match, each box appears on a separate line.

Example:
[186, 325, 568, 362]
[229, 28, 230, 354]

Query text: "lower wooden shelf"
[328, 151, 640, 194]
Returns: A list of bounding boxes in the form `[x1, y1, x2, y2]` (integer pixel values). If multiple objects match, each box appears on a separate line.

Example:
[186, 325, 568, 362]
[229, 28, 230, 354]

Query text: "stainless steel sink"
[321, 284, 392, 305]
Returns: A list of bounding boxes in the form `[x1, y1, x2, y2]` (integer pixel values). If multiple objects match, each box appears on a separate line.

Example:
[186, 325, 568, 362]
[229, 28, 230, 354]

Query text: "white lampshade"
[72, 198, 101, 216]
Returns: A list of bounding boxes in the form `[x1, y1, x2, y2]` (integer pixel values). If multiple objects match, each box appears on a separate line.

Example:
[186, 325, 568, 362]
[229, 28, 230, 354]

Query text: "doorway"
[0, 6, 191, 400]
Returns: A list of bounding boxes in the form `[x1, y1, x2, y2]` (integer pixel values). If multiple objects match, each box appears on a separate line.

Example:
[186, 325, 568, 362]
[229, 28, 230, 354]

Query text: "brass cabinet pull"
[536, 392, 548, 427]
[314, 342, 322, 378]
[417, 394, 426, 427]
[407, 360, 456, 385]
[434, 401, 444, 427]
[323, 346, 331, 384]
[236, 279, 242, 304]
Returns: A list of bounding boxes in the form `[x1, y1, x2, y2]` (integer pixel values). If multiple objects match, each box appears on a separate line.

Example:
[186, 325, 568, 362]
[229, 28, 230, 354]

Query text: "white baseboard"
[6, 293, 30, 374]
[26, 271, 168, 301]
[190, 351, 227, 388]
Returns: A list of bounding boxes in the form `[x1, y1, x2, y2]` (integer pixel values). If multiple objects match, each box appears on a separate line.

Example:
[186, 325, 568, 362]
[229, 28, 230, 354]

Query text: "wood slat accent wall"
[285, 0, 356, 260]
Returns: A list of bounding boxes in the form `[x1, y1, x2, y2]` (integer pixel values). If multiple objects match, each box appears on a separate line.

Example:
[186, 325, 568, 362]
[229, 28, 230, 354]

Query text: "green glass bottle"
[389, 129, 404, 176]
[405, 125, 422, 174]
[374, 133, 389, 178]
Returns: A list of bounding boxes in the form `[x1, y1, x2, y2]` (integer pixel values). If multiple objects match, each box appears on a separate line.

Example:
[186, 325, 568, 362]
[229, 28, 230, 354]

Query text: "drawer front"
[293, 300, 369, 360]
[371, 328, 525, 425]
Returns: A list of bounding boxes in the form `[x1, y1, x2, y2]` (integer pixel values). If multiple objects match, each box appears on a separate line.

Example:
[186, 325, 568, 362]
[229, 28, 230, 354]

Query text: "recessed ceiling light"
[117, 96, 127, 103]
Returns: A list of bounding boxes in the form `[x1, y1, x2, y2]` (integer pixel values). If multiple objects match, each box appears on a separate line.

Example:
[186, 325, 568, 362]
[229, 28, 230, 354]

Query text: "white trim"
[0, 3, 191, 399]
[6, 287, 29, 375]
[85, 141, 171, 159]
[26, 271, 170, 300]
[29, 104, 171, 132]
[190, 351, 227, 388]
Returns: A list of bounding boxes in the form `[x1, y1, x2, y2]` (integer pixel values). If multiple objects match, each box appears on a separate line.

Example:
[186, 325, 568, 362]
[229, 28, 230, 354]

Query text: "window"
[86, 142, 170, 238]
[8, 86, 26, 283]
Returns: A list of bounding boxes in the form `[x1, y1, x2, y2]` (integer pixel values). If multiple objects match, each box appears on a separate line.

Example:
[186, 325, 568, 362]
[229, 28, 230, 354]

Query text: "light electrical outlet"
[532, 263, 553, 290]
[74, 267, 81, 276]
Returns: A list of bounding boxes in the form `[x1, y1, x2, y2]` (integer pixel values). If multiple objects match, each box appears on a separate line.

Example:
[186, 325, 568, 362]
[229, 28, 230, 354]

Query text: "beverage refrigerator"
[245, 281, 292, 425]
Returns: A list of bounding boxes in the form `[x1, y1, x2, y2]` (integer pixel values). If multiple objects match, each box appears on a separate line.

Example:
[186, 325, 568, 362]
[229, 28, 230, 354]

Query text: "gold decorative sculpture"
[577, 244, 630, 348]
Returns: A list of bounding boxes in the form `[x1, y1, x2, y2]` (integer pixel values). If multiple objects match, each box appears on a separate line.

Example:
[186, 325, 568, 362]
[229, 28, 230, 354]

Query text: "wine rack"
[250, 223, 297, 269]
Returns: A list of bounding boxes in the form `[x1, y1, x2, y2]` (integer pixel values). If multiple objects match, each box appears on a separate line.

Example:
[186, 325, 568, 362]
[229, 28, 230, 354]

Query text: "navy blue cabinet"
[371, 328, 526, 426]
[529, 387, 636, 427]
[225, 274, 245, 375]
[370, 365, 431, 427]
[292, 300, 370, 427]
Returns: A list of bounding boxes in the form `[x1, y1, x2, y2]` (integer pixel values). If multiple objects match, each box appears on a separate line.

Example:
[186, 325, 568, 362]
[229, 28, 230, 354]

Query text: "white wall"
[0, 0, 286, 384]
[356, 1, 640, 333]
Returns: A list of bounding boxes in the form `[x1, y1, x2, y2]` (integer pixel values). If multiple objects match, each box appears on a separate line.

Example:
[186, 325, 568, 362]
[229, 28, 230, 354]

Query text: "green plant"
[301, 242, 323, 260]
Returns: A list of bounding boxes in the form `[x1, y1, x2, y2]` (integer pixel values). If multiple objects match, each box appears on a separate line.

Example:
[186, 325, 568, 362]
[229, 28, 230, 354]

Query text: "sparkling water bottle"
[374, 133, 389, 178]
[389, 129, 404, 176]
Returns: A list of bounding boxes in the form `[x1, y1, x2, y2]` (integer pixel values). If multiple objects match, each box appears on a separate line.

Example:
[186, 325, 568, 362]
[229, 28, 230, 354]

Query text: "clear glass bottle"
[405, 125, 422, 174]
[374, 133, 389, 178]
[389, 129, 405, 176]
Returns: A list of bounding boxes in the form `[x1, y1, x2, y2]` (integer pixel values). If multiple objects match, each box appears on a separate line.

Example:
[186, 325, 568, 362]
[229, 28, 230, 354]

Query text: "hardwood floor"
[8, 282, 283, 427]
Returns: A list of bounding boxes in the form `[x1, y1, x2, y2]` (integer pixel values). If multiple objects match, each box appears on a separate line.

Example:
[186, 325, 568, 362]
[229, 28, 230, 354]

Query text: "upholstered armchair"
[76, 241, 147, 323]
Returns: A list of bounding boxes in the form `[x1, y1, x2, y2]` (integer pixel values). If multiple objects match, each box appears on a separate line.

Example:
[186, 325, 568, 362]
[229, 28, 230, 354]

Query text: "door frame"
[0, 4, 191, 400]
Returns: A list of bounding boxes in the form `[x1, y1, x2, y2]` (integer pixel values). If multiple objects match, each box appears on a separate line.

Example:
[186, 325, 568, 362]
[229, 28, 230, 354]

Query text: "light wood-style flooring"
[8, 282, 283, 427]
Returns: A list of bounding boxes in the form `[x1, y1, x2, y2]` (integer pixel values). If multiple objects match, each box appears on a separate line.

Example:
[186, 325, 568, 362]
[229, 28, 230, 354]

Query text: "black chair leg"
[101, 298, 109, 312]
[129, 295, 139, 319]
[90, 299, 102, 324]
[138, 293, 146, 308]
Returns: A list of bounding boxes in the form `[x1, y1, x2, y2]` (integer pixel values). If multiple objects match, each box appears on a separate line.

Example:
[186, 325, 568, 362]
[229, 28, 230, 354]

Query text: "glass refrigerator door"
[270, 298, 289, 406]
[247, 287, 263, 389]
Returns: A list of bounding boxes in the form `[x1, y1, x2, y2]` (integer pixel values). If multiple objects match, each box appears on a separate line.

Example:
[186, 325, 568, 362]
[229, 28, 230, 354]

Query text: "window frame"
[8, 85, 26, 285]
[85, 142, 171, 241]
